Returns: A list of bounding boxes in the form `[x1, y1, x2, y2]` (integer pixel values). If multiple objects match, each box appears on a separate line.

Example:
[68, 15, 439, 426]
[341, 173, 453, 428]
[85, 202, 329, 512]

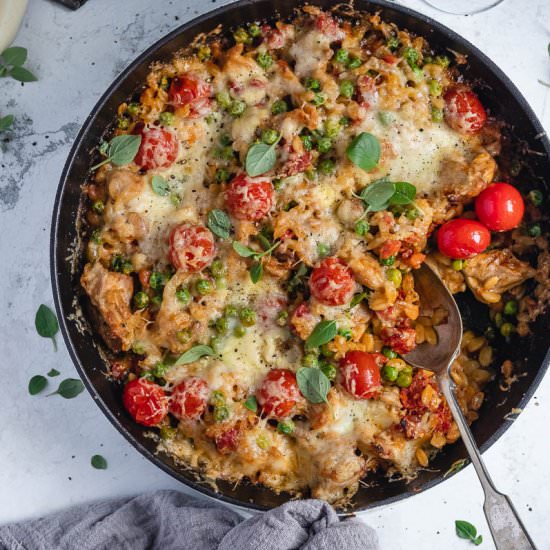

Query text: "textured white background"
[0, 0, 549, 548]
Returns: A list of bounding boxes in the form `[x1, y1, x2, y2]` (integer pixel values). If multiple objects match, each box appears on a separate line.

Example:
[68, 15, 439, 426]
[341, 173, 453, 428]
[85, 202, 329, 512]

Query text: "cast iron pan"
[50, 0, 550, 512]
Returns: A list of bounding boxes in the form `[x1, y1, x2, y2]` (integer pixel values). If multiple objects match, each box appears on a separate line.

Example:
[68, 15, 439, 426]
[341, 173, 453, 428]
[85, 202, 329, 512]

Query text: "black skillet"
[50, 0, 550, 512]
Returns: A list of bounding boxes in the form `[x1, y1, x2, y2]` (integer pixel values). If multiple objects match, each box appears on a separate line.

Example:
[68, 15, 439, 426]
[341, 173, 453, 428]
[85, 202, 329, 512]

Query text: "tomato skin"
[380, 324, 417, 355]
[437, 218, 491, 259]
[444, 87, 487, 134]
[339, 351, 383, 399]
[215, 427, 240, 454]
[309, 257, 355, 306]
[168, 223, 215, 272]
[225, 173, 274, 221]
[257, 369, 300, 419]
[474, 182, 524, 232]
[379, 239, 401, 260]
[314, 13, 345, 41]
[135, 127, 179, 170]
[169, 75, 213, 117]
[122, 379, 168, 426]
[169, 377, 209, 420]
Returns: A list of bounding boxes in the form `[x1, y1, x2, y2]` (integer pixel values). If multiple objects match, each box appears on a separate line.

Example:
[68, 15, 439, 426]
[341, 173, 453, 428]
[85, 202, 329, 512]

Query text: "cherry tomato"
[309, 257, 355, 306]
[169, 75, 213, 117]
[135, 127, 179, 170]
[122, 378, 168, 426]
[168, 223, 215, 272]
[169, 377, 209, 420]
[474, 182, 525, 232]
[257, 369, 300, 419]
[314, 13, 345, 41]
[339, 351, 383, 399]
[215, 427, 240, 454]
[437, 218, 491, 259]
[225, 173, 274, 221]
[444, 87, 487, 134]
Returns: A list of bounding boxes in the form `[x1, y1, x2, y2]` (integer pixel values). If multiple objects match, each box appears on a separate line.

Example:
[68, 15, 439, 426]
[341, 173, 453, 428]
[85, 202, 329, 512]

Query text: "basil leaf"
[455, 520, 482, 545]
[35, 304, 59, 351]
[232, 241, 257, 258]
[9, 66, 37, 82]
[108, 134, 142, 166]
[305, 320, 337, 350]
[1, 46, 27, 66]
[207, 209, 232, 239]
[174, 344, 214, 366]
[296, 367, 331, 404]
[51, 378, 85, 399]
[244, 395, 258, 412]
[360, 179, 395, 211]
[47, 368, 60, 377]
[91, 454, 108, 470]
[28, 375, 48, 395]
[0, 114, 14, 131]
[346, 132, 381, 172]
[246, 142, 277, 176]
[389, 181, 416, 205]
[250, 261, 263, 283]
[151, 175, 169, 196]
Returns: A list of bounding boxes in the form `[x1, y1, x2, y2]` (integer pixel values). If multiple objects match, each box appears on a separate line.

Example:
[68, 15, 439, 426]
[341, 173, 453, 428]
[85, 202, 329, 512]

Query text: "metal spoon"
[404, 264, 537, 550]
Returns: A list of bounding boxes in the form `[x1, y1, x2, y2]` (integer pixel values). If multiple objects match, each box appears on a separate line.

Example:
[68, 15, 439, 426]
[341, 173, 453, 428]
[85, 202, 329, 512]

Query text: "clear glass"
[421, 0, 506, 15]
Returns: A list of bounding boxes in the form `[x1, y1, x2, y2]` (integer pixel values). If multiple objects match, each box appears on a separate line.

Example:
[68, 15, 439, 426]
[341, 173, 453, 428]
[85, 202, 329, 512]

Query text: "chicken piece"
[338, 236, 386, 290]
[425, 252, 466, 294]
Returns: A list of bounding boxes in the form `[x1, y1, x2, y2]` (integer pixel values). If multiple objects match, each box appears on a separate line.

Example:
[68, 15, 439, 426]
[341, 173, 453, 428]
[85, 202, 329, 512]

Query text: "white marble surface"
[0, 0, 549, 547]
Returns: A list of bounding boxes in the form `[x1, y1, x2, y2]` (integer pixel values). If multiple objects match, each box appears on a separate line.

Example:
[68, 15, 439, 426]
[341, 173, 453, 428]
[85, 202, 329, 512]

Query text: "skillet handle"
[438, 373, 537, 550]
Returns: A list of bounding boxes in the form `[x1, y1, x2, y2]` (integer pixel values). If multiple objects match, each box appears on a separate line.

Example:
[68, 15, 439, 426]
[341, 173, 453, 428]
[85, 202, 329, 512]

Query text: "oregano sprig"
[35, 304, 59, 351]
[455, 520, 483, 546]
[245, 133, 281, 176]
[232, 239, 280, 283]
[0, 47, 37, 82]
[0, 114, 14, 132]
[91, 134, 142, 170]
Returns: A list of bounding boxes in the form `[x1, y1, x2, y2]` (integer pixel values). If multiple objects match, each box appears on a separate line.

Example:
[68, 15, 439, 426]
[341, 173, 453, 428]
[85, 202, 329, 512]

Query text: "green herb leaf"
[232, 241, 257, 257]
[346, 132, 381, 172]
[91, 454, 108, 470]
[245, 140, 278, 177]
[296, 367, 331, 404]
[207, 209, 232, 239]
[250, 261, 263, 283]
[305, 320, 337, 350]
[0, 114, 14, 131]
[244, 395, 258, 412]
[444, 458, 468, 477]
[455, 520, 482, 545]
[51, 378, 85, 399]
[91, 134, 142, 170]
[360, 178, 395, 211]
[1, 46, 27, 66]
[28, 375, 48, 395]
[389, 181, 416, 205]
[174, 344, 214, 366]
[35, 304, 59, 351]
[47, 368, 61, 377]
[9, 66, 37, 82]
[350, 292, 368, 308]
[151, 175, 169, 196]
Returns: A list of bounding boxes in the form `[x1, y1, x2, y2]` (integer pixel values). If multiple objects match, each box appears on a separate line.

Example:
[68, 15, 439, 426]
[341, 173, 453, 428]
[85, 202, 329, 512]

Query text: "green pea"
[494, 312, 503, 328]
[324, 118, 341, 138]
[273, 310, 287, 327]
[261, 128, 279, 145]
[301, 134, 314, 151]
[305, 77, 321, 91]
[528, 189, 543, 207]
[151, 294, 163, 308]
[320, 362, 337, 381]
[504, 300, 518, 316]
[355, 219, 369, 236]
[197, 44, 211, 61]
[239, 307, 256, 326]
[347, 56, 362, 69]
[225, 304, 238, 317]
[386, 36, 399, 50]
[256, 434, 271, 450]
[92, 200, 105, 214]
[277, 419, 295, 435]
[152, 362, 168, 378]
[403, 47, 419, 68]
[216, 91, 233, 109]
[452, 259, 465, 271]
[176, 329, 192, 344]
[126, 102, 140, 117]
[111, 255, 133, 275]
[91, 228, 102, 245]
[216, 316, 230, 335]
[233, 324, 247, 337]
[334, 48, 349, 63]
[159, 426, 177, 440]
[434, 55, 450, 68]
[317, 243, 330, 258]
[386, 268, 402, 287]
[210, 259, 226, 278]
[317, 136, 332, 154]
[380, 255, 396, 266]
[382, 346, 398, 359]
[396, 370, 413, 388]
[159, 111, 175, 126]
[431, 107, 444, 123]
[256, 52, 273, 69]
[406, 206, 420, 220]
[196, 279, 213, 295]
[271, 99, 288, 115]
[133, 291, 150, 310]
[233, 27, 251, 44]
[320, 343, 334, 358]
[311, 93, 325, 106]
[302, 353, 319, 368]
[175, 287, 191, 305]
[339, 80, 355, 99]
[117, 117, 130, 130]
[528, 224, 542, 237]
[211, 390, 225, 406]
[248, 24, 261, 37]
[132, 341, 146, 355]
[150, 271, 167, 291]
[377, 111, 395, 126]
[213, 405, 230, 422]
[229, 100, 246, 117]
[423, 56, 434, 64]
[428, 80, 443, 97]
[340, 116, 351, 127]
[216, 168, 230, 183]
[382, 364, 399, 382]
[318, 158, 335, 175]
[500, 322, 515, 338]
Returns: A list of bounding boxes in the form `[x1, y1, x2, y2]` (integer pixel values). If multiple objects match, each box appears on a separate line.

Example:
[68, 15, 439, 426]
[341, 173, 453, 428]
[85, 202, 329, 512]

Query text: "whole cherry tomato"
[135, 127, 178, 170]
[225, 173, 274, 221]
[122, 378, 168, 426]
[437, 218, 491, 259]
[339, 351, 383, 399]
[215, 426, 240, 454]
[169, 377, 209, 420]
[257, 369, 301, 419]
[475, 182, 524, 232]
[444, 87, 487, 134]
[309, 257, 355, 306]
[168, 223, 215, 272]
[169, 75, 213, 117]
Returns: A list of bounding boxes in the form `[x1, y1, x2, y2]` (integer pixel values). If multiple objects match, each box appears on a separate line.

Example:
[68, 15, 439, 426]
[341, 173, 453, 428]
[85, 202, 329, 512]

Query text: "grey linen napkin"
[0, 490, 379, 550]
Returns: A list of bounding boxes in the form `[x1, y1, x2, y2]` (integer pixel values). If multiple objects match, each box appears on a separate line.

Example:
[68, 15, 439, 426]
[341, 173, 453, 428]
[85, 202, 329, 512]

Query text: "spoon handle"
[438, 373, 537, 550]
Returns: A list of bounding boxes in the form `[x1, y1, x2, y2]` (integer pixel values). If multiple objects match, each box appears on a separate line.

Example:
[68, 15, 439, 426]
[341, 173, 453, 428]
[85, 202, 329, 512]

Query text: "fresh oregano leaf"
[250, 261, 263, 283]
[91, 134, 142, 170]
[35, 304, 59, 351]
[245, 135, 280, 176]
[174, 344, 214, 366]
[51, 378, 85, 399]
[0, 114, 14, 131]
[444, 458, 468, 478]
[455, 520, 482, 545]
[346, 132, 381, 172]
[47, 368, 61, 377]
[151, 175, 169, 196]
[232, 241, 257, 258]
[91, 454, 108, 469]
[207, 209, 232, 239]
[360, 178, 395, 211]
[389, 181, 416, 205]
[28, 375, 48, 395]
[1, 46, 27, 66]
[350, 292, 368, 309]
[305, 320, 337, 350]
[296, 367, 331, 404]
[244, 395, 258, 412]
[9, 66, 37, 82]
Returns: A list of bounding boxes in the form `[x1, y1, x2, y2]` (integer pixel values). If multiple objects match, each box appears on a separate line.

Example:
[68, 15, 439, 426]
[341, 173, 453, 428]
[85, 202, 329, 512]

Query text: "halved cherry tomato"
[168, 223, 215, 272]
[169, 75, 213, 117]
[257, 369, 300, 419]
[135, 127, 178, 170]
[474, 182, 524, 232]
[444, 87, 487, 134]
[309, 257, 355, 306]
[215, 426, 240, 454]
[339, 351, 383, 399]
[169, 377, 209, 420]
[437, 218, 491, 259]
[122, 378, 168, 426]
[225, 173, 274, 221]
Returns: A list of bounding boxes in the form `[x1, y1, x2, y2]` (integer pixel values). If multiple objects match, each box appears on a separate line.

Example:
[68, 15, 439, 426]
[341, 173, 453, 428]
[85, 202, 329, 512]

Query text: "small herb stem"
[90, 157, 111, 171]
[256, 239, 280, 258]
[51, 336, 58, 353]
